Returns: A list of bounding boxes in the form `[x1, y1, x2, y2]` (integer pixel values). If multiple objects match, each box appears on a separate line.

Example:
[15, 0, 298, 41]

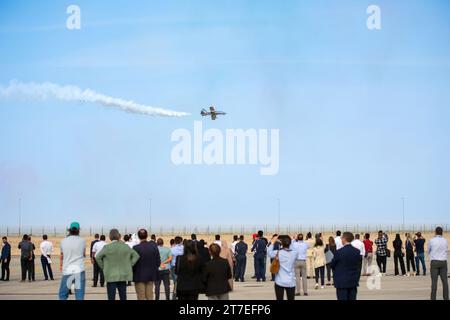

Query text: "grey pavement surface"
[0, 254, 448, 300]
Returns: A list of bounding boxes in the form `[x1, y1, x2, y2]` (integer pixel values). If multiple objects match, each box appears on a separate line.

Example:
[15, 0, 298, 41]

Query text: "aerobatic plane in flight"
[200, 106, 226, 120]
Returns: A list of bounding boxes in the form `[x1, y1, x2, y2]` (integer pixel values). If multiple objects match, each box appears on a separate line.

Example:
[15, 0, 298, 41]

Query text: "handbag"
[386, 249, 391, 258]
[270, 251, 280, 274]
[325, 250, 334, 264]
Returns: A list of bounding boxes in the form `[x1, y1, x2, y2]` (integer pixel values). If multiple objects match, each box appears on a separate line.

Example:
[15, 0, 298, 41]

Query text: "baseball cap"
[69, 221, 80, 230]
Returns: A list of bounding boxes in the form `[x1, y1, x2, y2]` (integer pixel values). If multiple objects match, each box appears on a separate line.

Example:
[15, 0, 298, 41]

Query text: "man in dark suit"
[235, 235, 248, 282]
[331, 232, 362, 300]
[132, 229, 161, 300]
[203, 243, 232, 300]
[1, 237, 11, 281]
[251, 230, 268, 282]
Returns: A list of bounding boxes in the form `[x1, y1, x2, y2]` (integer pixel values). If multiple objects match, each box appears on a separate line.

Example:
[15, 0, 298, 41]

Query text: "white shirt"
[214, 240, 222, 247]
[92, 240, 107, 258]
[335, 236, 343, 250]
[231, 241, 238, 254]
[351, 239, 366, 256]
[268, 244, 297, 288]
[60, 235, 86, 275]
[428, 235, 448, 261]
[291, 240, 309, 260]
[40, 240, 53, 257]
[126, 241, 135, 249]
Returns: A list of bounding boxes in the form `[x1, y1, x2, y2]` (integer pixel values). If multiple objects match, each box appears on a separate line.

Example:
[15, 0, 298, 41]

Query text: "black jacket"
[330, 244, 361, 289]
[203, 257, 232, 296]
[175, 255, 204, 293]
[132, 241, 161, 283]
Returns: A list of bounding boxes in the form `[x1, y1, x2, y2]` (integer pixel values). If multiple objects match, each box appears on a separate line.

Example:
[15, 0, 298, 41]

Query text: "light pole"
[149, 197, 152, 232]
[401, 197, 405, 231]
[19, 197, 22, 236]
[277, 198, 280, 233]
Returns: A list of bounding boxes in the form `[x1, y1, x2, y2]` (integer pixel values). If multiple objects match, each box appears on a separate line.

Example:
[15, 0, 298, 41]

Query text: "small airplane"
[200, 106, 226, 120]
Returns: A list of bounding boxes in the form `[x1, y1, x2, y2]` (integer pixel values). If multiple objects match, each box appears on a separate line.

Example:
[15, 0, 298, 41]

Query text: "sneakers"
[321, 286, 324, 289]
[315, 283, 319, 290]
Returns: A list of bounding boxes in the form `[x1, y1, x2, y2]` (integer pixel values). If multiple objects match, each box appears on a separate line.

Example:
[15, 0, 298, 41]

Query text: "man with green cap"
[58, 222, 86, 300]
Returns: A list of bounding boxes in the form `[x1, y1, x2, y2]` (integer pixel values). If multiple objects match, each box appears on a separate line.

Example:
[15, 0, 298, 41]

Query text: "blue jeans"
[107, 281, 127, 300]
[254, 253, 266, 281]
[415, 252, 426, 275]
[58, 271, 85, 300]
[40, 255, 53, 280]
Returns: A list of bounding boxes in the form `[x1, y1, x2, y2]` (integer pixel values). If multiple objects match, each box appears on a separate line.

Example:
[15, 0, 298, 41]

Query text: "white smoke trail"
[0, 80, 190, 117]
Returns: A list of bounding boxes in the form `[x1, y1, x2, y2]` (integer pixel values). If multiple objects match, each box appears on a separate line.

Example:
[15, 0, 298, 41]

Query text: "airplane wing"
[211, 113, 216, 120]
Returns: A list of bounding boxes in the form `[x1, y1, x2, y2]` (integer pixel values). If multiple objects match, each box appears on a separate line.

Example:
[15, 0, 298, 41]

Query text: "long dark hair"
[328, 236, 335, 247]
[315, 238, 324, 247]
[183, 240, 198, 269]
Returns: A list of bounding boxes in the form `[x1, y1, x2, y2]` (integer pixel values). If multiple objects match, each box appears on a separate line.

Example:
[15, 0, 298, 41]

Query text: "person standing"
[234, 235, 248, 282]
[89, 234, 99, 282]
[40, 235, 54, 281]
[131, 229, 160, 300]
[268, 235, 297, 300]
[28, 236, 36, 281]
[18, 234, 33, 282]
[393, 234, 406, 276]
[123, 234, 133, 249]
[305, 232, 315, 279]
[231, 235, 238, 254]
[325, 236, 337, 286]
[175, 240, 204, 300]
[414, 232, 427, 276]
[231, 235, 239, 278]
[170, 236, 184, 300]
[334, 231, 343, 250]
[204, 243, 232, 300]
[1, 237, 11, 281]
[91, 235, 106, 287]
[429, 226, 448, 300]
[313, 237, 326, 289]
[89, 234, 99, 260]
[362, 233, 373, 276]
[155, 238, 172, 300]
[197, 240, 211, 266]
[374, 231, 388, 275]
[351, 234, 365, 280]
[269, 234, 281, 281]
[58, 222, 86, 300]
[405, 233, 416, 276]
[214, 235, 222, 247]
[220, 240, 234, 291]
[292, 233, 309, 295]
[331, 232, 361, 300]
[251, 231, 268, 282]
[96, 229, 139, 300]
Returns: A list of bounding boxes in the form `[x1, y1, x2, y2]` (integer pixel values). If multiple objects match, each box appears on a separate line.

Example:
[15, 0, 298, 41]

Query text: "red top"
[363, 239, 373, 253]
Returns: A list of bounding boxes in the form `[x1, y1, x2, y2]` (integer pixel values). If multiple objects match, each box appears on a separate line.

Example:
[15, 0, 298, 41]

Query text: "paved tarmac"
[0, 254, 448, 300]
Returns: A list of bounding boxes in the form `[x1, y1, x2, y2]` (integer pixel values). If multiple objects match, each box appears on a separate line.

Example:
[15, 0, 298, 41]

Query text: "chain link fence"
[0, 223, 447, 237]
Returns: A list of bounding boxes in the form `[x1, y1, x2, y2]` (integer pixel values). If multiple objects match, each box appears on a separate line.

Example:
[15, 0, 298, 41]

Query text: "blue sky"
[1, 0, 450, 228]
